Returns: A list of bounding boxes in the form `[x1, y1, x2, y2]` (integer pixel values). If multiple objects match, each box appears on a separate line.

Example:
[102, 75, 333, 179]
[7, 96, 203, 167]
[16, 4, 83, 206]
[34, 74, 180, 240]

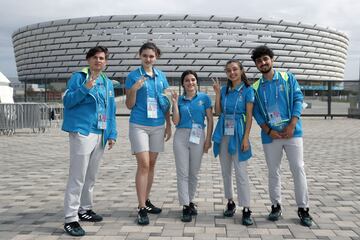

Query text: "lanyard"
[183, 95, 196, 124]
[261, 72, 280, 108]
[261, 72, 291, 124]
[86, 70, 107, 112]
[96, 77, 107, 109]
[139, 67, 158, 98]
[224, 83, 244, 118]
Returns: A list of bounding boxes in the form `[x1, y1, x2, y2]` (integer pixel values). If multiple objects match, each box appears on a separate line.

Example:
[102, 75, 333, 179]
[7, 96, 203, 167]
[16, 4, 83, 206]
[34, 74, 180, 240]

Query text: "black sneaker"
[137, 207, 149, 225]
[298, 208, 313, 227]
[223, 200, 236, 217]
[145, 199, 162, 214]
[78, 210, 103, 222]
[181, 205, 192, 222]
[268, 204, 282, 221]
[64, 221, 85, 237]
[189, 202, 198, 216]
[242, 207, 253, 226]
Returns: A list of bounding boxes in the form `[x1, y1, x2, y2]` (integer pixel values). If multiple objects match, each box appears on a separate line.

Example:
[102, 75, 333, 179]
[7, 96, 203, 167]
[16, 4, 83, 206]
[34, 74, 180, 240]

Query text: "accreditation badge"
[147, 97, 158, 119]
[268, 104, 282, 126]
[189, 123, 202, 144]
[97, 113, 107, 130]
[224, 114, 235, 136]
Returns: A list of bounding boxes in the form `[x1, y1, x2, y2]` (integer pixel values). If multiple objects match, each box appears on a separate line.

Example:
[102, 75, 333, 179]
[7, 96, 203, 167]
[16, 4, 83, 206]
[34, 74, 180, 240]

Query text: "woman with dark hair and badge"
[171, 70, 213, 222]
[212, 59, 254, 226]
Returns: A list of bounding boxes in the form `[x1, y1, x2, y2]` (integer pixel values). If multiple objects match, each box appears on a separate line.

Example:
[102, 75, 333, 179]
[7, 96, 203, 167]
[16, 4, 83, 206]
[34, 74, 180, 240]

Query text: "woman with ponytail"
[212, 60, 254, 225]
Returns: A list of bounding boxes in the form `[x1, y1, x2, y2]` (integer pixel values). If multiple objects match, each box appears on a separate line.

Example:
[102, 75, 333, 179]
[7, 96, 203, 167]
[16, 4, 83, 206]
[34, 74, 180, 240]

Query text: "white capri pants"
[173, 128, 205, 206]
[263, 137, 309, 208]
[129, 123, 165, 154]
[219, 136, 251, 207]
[64, 132, 104, 223]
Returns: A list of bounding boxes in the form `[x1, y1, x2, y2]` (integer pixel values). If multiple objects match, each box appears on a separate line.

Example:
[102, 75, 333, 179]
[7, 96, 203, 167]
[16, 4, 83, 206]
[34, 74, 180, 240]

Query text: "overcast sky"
[1, 0, 359, 80]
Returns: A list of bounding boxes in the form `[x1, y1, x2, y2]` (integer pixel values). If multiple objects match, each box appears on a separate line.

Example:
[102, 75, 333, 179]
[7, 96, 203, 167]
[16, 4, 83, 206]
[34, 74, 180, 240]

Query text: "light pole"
[358, 58, 360, 103]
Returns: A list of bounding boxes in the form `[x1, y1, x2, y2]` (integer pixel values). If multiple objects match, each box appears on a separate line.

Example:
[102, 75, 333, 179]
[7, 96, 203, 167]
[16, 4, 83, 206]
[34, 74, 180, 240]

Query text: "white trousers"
[173, 128, 205, 206]
[263, 137, 309, 208]
[219, 136, 251, 207]
[64, 132, 104, 223]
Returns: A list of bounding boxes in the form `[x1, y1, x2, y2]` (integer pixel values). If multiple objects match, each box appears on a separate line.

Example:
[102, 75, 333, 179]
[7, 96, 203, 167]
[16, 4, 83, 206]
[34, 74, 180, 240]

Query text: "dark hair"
[225, 60, 250, 94]
[86, 46, 109, 60]
[139, 42, 161, 57]
[180, 70, 198, 94]
[251, 45, 274, 62]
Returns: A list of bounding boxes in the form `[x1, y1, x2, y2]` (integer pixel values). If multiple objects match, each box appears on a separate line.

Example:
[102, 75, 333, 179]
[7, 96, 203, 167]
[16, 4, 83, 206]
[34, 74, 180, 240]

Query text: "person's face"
[183, 74, 197, 93]
[140, 48, 157, 68]
[255, 55, 274, 74]
[225, 62, 242, 82]
[87, 51, 107, 72]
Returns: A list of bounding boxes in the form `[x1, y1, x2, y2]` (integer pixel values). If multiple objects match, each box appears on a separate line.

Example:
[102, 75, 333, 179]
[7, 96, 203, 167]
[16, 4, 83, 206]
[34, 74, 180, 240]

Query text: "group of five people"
[61, 43, 312, 237]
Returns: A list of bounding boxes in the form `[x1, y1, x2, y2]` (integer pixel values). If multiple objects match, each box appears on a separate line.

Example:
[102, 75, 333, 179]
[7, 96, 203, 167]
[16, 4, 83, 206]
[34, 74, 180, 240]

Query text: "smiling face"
[139, 48, 157, 68]
[225, 62, 242, 83]
[87, 51, 107, 72]
[182, 74, 197, 93]
[255, 55, 274, 74]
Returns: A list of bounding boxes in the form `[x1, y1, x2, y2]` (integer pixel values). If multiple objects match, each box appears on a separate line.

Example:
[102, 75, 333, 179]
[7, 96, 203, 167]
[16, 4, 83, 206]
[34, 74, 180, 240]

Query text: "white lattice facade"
[12, 14, 348, 82]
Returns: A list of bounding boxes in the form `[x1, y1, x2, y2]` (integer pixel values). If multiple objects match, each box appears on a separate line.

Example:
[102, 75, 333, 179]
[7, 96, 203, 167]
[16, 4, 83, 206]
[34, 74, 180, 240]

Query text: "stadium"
[12, 14, 349, 101]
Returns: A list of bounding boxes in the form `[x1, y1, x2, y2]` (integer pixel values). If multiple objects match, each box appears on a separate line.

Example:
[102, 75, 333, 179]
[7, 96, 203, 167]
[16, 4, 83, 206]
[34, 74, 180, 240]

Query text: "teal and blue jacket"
[253, 70, 303, 144]
[62, 68, 118, 146]
[212, 84, 254, 161]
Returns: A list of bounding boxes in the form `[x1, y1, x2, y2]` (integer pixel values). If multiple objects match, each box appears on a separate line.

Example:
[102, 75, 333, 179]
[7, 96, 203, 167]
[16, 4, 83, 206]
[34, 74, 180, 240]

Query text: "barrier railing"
[108, 79, 360, 118]
[0, 103, 63, 135]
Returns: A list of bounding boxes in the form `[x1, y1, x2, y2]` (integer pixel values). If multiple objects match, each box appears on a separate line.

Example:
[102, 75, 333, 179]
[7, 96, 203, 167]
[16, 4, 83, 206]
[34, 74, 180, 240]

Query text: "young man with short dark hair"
[62, 46, 117, 236]
[251, 45, 313, 227]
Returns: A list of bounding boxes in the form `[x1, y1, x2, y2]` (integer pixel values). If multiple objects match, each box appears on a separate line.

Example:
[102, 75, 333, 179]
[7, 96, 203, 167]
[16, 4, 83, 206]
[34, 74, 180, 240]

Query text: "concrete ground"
[0, 117, 359, 240]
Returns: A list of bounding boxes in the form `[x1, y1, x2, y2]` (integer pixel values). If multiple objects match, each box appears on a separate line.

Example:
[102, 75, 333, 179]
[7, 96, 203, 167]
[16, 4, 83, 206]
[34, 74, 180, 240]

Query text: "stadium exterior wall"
[12, 14, 349, 83]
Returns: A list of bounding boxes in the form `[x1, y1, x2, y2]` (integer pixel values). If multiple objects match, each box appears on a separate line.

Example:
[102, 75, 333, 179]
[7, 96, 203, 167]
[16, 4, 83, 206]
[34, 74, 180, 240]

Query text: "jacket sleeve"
[289, 73, 303, 118]
[108, 81, 118, 141]
[252, 91, 267, 126]
[63, 73, 90, 109]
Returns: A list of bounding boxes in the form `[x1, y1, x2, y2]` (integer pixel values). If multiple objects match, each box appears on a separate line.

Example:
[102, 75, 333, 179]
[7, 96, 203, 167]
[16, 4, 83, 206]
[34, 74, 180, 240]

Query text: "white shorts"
[129, 123, 165, 154]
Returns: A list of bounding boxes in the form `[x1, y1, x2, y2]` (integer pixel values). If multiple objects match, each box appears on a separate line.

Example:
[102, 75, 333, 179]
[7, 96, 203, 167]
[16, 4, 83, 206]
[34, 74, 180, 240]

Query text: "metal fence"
[0, 103, 63, 135]
[16, 79, 360, 119]
[112, 79, 360, 119]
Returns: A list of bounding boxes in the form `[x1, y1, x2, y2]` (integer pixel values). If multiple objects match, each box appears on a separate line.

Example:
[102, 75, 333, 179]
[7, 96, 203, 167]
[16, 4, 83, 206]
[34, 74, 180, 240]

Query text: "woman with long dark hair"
[212, 59, 254, 225]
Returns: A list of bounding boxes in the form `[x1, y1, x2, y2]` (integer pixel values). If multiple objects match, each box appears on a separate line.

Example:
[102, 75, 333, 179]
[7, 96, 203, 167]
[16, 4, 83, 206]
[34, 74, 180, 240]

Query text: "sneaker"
[145, 199, 162, 214]
[137, 207, 149, 225]
[78, 210, 103, 222]
[298, 208, 313, 227]
[64, 221, 85, 237]
[223, 200, 236, 217]
[242, 207, 253, 226]
[268, 204, 282, 221]
[189, 202, 198, 216]
[181, 205, 192, 222]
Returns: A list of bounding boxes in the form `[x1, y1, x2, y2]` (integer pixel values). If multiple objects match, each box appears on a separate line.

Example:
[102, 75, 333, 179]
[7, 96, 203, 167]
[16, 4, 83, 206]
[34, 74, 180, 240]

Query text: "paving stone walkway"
[0, 117, 359, 240]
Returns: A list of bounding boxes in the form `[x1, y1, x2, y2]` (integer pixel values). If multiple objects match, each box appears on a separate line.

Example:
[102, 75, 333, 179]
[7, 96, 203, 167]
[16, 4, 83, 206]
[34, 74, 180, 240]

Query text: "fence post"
[24, 82, 27, 102]
[327, 81, 332, 119]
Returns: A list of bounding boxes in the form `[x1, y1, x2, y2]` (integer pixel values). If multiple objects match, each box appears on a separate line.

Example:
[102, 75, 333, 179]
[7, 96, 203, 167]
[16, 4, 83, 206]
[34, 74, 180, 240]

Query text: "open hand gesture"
[170, 90, 178, 105]
[85, 71, 100, 89]
[212, 77, 221, 95]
